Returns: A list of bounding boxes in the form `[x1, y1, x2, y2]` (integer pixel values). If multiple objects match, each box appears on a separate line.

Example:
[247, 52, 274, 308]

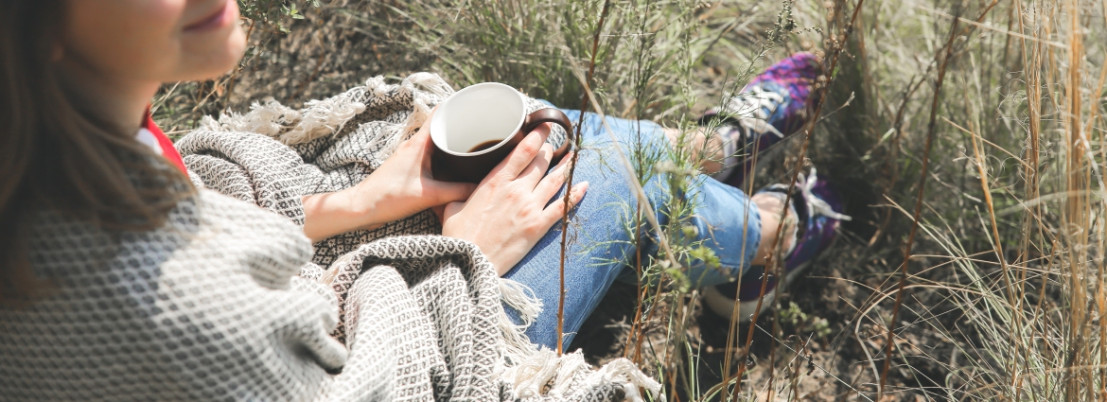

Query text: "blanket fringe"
[203, 74, 453, 147]
[595, 358, 665, 402]
[496, 279, 542, 371]
[503, 350, 663, 402]
[499, 279, 542, 328]
[200, 98, 300, 137]
[402, 72, 455, 100]
[276, 86, 367, 144]
[398, 72, 455, 141]
[497, 279, 663, 401]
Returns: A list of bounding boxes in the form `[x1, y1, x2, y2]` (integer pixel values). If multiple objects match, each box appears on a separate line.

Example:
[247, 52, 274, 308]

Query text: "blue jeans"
[503, 108, 763, 349]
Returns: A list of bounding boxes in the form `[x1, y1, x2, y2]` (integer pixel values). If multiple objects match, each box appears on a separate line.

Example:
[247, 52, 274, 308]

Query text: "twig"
[733, 0, 868, 398]
[878, 7, 960, 399]
[912, 4, 1067, 50]
[869, 71, 929, 246]
[558, 0, 612, 357]
[625, 203, 647, 362]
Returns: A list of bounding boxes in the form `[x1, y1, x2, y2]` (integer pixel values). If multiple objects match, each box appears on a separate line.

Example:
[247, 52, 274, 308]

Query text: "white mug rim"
[430, 82, 527, 156]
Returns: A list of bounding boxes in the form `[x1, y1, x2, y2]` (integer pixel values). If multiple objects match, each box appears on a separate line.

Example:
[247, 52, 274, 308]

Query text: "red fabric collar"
[142, 109, 188, 175]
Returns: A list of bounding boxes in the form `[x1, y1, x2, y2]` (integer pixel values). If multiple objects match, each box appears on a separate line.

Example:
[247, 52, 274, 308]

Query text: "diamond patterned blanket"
[0, 73, 659, 401]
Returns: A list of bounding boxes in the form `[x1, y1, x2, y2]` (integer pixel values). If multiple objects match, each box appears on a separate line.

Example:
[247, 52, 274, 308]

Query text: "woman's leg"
[502, 109, 766, 349]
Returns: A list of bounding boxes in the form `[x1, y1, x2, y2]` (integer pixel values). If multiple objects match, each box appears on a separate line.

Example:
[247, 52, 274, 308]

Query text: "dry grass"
[158, 0, 1106, 400]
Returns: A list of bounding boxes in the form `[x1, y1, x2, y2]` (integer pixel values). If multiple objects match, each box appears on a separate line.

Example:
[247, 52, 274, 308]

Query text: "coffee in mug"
[429, 82, 574, 183]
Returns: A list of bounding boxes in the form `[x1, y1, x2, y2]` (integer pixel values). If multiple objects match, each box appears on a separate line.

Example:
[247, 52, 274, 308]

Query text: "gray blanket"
[0, 73, 659, 401]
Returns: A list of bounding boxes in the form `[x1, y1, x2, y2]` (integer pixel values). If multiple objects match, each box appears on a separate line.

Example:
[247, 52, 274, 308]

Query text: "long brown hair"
[1, 1, 194, 305]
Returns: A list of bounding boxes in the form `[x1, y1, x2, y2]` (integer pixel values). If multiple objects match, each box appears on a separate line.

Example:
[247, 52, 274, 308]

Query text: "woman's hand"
[301, 117, 476, 242]
[441, 123, 588, 276]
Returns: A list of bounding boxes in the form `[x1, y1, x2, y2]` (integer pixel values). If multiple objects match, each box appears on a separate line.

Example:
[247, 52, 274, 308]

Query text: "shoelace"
[797, 168, 852, 222]
[720, 85, 787, 139]
[763, 167, 853, 222]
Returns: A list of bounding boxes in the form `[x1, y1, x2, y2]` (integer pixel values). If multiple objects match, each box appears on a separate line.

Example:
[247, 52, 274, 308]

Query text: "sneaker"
[700, 52, 821, 186]
[702, 168, 849, 322]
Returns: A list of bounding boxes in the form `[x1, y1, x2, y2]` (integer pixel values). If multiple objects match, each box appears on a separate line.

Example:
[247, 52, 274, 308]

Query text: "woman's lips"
[184, 1, 234, 32]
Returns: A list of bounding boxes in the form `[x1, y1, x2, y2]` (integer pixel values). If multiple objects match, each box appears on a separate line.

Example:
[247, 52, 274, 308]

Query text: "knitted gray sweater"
[0, 74, 659, 401]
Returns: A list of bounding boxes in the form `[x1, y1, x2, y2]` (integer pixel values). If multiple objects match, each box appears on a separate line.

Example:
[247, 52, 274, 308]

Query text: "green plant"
[237, 0, 319, 32]
[779, 302, 831, 338]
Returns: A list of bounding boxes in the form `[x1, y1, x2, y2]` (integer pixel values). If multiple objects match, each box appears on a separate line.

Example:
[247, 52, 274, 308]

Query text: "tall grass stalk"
[153, 0, 1107, 399]
[558, 0, 613, 357]
[863, 0, 1105, 399]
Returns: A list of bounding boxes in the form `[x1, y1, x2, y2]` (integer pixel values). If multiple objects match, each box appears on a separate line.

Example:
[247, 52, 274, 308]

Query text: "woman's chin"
[178, 27, 247, 82]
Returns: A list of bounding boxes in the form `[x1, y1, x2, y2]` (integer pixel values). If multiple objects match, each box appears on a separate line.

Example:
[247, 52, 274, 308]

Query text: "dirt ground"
[159, 3, 960, 400]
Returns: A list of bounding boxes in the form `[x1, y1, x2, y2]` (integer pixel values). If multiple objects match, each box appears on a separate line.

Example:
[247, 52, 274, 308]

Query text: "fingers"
[533, 151, 574, 200]
[442, 201, 464, 221]
[418, 106, 439, 134]
[431, 205, 447, 223]
[406, 111, 434, 145]
[518, 143, 556, 186]
[431, 180, 477, 204]
[413, 107, 440, 159]
[541, 181, 588, 223]
[495, 123, 552, 180]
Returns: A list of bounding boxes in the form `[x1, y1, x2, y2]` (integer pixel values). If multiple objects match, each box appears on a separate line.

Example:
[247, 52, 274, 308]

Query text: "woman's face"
[62, 0, 246, 85]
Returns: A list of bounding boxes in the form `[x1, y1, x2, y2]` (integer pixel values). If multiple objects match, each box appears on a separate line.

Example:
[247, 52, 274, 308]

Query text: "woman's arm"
[301, 123, 475, 242]
[301, 111, 589, 276]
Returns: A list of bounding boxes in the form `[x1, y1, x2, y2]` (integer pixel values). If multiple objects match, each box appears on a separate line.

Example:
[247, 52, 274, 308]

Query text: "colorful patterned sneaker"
[702, 168, 850, 322]
[700, 52, 821, 186]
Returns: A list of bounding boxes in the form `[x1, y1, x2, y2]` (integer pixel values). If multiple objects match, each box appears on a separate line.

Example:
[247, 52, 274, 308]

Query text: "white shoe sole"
[702, 260, 812, 322]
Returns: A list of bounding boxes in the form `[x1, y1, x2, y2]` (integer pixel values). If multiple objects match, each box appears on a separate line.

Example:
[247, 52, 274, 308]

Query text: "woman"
[0, 0, 844, 399]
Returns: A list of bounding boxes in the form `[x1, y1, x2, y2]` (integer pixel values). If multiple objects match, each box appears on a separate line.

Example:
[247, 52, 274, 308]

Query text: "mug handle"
[521, 108, 576, 160]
